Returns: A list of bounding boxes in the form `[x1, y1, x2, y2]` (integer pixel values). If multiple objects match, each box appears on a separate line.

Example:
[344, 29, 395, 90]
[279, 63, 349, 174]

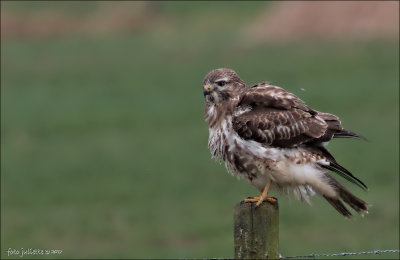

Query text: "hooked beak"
[203, 84, 212, 96]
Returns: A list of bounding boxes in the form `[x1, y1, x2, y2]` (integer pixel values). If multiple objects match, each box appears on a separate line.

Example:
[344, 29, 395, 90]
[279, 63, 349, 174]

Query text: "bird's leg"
[256, 179, 276, 206]
[243, 179, 277, 206]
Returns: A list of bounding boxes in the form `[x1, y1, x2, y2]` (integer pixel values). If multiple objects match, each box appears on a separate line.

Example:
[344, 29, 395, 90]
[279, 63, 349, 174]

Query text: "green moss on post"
[234, 199, 279, 259]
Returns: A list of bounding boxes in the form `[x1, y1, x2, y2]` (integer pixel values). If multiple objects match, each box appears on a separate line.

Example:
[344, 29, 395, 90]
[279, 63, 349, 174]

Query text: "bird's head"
[202, 68, 246, 105]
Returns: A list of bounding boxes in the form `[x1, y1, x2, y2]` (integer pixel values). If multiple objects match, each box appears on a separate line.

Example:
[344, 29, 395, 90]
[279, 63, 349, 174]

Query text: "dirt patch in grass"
[246, 1, 399, 42]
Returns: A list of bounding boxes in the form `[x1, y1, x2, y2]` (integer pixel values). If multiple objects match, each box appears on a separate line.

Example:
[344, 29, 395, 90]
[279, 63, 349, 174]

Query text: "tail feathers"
[339, 188, 369, 216]
[323, 196, 352, 218]
[334, 129, 367, 141]
[323, 173, 369, 217]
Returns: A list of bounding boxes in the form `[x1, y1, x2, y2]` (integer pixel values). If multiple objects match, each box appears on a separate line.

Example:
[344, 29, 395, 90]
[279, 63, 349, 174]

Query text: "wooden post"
[234, 199, 279, 259]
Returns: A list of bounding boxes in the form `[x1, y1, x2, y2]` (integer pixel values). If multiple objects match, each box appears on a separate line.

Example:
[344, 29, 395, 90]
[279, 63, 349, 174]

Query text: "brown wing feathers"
[317, 112, 366, 141]
[233, 106, 326, 147]
[240, 83, 309, 111]
[233, 83, 368, 191]
[233, 84, 328, 147]
[320, 164, 368, 190]
[234, 84, 364, 146]
[307, 144, 368, 191]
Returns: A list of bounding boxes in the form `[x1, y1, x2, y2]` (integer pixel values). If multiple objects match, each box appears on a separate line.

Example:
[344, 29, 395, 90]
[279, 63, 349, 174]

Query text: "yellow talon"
[243, 195, 261, 203]
[244, 179, 277, 207]
[256, 196, 277, 207]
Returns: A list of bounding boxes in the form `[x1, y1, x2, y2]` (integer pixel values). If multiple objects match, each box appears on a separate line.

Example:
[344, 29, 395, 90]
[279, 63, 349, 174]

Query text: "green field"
[1, 2, 399, 259]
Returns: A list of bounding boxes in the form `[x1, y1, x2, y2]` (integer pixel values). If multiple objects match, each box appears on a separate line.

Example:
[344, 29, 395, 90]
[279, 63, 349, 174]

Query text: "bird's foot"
[243, 195, 276, 207]
[243, 195, 261, 204]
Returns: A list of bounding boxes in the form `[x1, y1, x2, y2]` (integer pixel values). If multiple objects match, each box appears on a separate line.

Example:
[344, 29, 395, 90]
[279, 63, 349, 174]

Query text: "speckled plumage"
[203, 68, 368, 217]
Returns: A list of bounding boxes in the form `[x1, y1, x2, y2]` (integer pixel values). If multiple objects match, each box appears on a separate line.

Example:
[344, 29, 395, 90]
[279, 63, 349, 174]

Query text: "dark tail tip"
[324, 196, 353, 218]
[339, 189, 369, 216]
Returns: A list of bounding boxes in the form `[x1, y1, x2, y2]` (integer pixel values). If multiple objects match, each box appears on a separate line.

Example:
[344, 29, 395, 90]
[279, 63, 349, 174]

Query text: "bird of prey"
[202, 68, 368, 217]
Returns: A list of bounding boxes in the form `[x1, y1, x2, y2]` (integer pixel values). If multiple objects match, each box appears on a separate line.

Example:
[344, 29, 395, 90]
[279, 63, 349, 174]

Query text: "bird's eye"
[216, 80, 227, 87]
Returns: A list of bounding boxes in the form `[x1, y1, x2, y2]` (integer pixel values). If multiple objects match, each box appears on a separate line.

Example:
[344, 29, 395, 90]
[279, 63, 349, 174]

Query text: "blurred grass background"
[1, 1, 399, 259]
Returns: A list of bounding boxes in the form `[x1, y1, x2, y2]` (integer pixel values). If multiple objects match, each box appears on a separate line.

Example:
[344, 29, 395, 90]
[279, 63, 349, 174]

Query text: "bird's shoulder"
[238, 82, 306, 110]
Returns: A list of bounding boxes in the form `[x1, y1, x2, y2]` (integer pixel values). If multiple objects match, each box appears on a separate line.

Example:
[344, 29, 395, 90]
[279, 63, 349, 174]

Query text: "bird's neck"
[205, 98, 239, 129]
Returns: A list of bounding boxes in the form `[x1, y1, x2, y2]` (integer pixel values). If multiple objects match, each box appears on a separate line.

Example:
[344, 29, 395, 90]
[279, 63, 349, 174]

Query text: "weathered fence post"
[234, 199, 279, 259]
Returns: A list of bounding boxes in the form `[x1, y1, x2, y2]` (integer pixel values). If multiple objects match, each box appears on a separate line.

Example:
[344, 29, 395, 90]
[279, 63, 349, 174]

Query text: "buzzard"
[202, 68, 368, 217]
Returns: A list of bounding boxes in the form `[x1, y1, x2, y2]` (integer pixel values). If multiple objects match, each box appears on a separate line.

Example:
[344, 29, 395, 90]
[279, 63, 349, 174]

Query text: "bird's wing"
[233, 83, 368, 190]
[232, 83, 329, 147]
